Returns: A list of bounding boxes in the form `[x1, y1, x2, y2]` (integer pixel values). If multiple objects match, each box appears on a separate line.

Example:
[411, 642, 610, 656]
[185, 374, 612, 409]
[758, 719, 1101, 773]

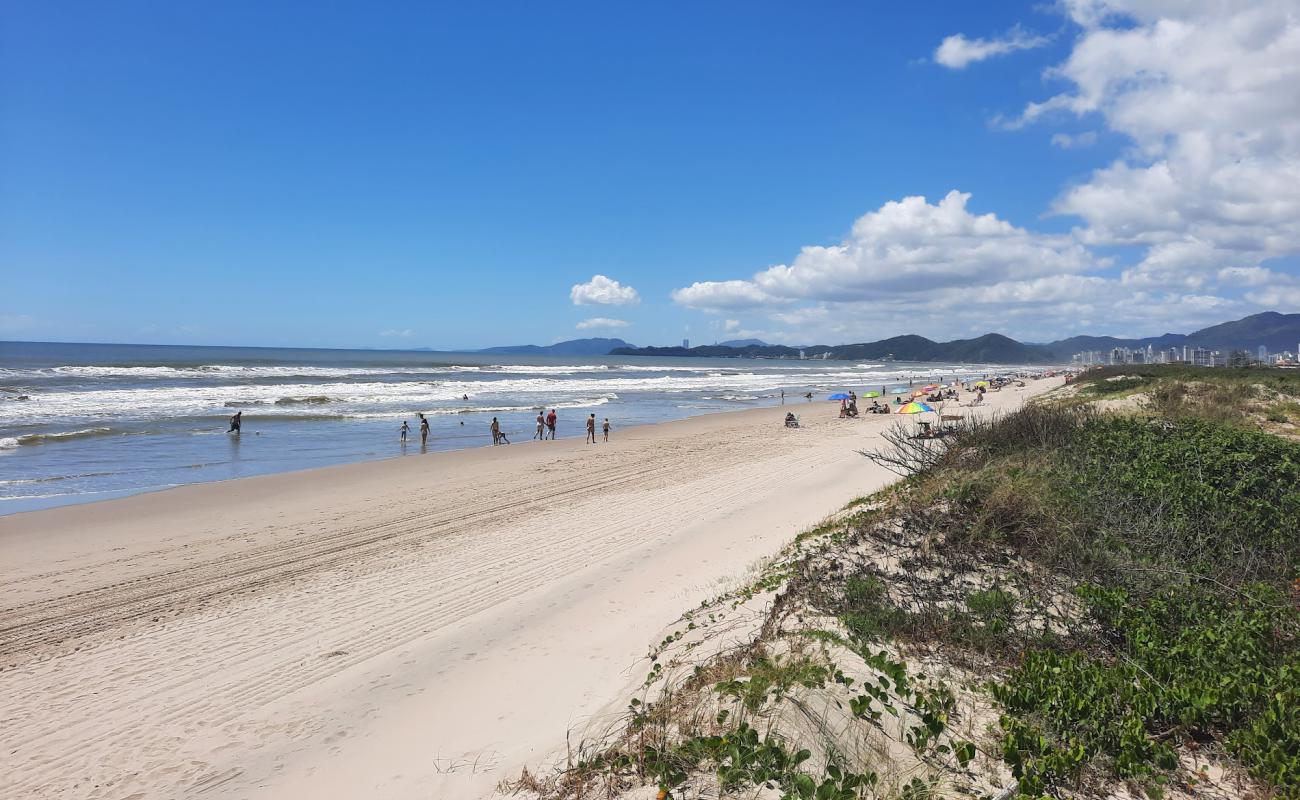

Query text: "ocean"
[0, 341, 1029, 514]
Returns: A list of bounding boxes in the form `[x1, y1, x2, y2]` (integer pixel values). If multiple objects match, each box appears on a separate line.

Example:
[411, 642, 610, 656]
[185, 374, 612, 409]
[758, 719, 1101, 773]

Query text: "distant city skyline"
[3, 1, 1299, 349]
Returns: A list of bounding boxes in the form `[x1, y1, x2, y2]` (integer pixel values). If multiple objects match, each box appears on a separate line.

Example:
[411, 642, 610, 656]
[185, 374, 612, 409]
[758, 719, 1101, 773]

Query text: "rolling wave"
[0, 427, 114, 448]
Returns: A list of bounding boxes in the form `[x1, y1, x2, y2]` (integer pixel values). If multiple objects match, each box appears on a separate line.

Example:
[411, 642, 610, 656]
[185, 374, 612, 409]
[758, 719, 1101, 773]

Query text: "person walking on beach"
[419, 413, 430, 445]
[399, 420, 409, 444]
[586, 413, 596, 444]
[228, 411, 242, 434]
[545, 409, 557, 440]
[534, 412, 545, 440]
[602, 417, 611, 442]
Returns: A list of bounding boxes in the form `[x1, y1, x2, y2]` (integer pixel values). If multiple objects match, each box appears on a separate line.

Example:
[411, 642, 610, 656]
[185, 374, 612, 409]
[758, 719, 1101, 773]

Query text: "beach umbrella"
[896, 402, 934, 414]
[862, 391, 882, 398]
[827, 392, 851, 400]
[912, 389, 928, 398]
[890, 387, 909, 394]
[974, 380, 990, 387]
[922, 384, 940, 392]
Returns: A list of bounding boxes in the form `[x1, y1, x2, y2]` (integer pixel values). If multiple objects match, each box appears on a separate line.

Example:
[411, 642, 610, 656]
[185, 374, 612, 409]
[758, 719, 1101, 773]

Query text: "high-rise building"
[1258, 345, 1269, 363]
[682, 338, 690, 349]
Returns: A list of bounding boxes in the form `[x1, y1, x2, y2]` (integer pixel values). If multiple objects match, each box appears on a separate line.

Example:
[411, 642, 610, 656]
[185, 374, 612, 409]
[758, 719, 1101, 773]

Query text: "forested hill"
[608, 312, 1300, 364]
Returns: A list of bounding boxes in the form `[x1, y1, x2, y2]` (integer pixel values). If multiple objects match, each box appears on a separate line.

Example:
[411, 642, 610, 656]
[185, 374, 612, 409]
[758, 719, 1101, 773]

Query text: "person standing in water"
[780, 389, 785, 405]
[418, 413, 430, 446]
[534, 411, 545, 440]
[586, 413, 596, 444]
[545, 409, 557, 440]
[490, 417, 501, 445]
[228, 411, 242, 434]
[602, 417, 611, 442]
[399, 420, 409, 444]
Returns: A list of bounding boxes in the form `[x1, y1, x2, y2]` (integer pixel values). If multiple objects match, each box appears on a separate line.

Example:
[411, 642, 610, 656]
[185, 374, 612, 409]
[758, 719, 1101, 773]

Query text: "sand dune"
[0, 380, 1057, 799]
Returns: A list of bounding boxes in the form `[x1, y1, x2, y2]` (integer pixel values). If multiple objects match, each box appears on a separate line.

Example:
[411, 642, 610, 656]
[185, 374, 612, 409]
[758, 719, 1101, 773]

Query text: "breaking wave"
[0, 427, 114, 448]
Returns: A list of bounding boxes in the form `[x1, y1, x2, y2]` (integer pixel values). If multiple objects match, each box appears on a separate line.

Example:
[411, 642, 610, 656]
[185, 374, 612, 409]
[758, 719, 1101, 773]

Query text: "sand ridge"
[0, 380, 1058, 799]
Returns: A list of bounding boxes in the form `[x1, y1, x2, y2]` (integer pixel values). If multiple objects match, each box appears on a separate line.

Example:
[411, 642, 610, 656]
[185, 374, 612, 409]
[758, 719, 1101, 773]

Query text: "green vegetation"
[1077, 375, 1151, 396]
[518, 386, 1299, 800]
[1066, 364, 1300, 434]
[862, 402, 1300, 798]
[1074, 364, 1300, 396]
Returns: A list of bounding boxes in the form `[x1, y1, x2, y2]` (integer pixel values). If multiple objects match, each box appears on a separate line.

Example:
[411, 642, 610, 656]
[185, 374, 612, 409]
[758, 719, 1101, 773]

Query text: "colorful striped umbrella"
[896, 402, 934, 414]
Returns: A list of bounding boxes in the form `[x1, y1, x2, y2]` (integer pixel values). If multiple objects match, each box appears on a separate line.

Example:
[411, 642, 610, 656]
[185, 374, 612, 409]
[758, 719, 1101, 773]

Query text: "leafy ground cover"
[513, 397, 1298, 800]
[858, 404, 1300, 798]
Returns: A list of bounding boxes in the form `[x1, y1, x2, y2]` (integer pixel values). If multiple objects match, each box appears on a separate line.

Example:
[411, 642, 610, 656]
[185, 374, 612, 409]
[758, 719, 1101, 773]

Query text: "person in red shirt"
[545, 409, 557, 440]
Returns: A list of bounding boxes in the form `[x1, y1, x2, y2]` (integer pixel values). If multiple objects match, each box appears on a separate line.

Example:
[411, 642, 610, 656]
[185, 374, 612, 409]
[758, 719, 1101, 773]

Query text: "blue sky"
[3, 1, 1298, 348]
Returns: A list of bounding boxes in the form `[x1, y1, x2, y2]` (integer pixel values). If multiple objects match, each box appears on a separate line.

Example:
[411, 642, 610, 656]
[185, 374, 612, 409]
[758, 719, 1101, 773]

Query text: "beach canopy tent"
[827, 392, 851, 400]
[896, 402, 934, 414]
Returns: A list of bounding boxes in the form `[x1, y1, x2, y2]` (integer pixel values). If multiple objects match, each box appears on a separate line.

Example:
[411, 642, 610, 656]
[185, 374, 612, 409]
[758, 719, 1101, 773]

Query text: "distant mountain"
[476, 337, 632, 356]
[610, 312, 1300, 364]
[611, 334, 1037, 363]
[611, 343, 820, 358]
[1183, 311, 1300, 351]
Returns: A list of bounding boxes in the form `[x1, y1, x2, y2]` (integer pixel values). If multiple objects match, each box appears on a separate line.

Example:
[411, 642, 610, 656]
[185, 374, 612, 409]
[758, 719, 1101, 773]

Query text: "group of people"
[533, 409, 559, 440]
[838, 391, 860, 418]
[398, 413, 432, 445]
[517, 409, 612, 445]
[398, 408, 614, 448]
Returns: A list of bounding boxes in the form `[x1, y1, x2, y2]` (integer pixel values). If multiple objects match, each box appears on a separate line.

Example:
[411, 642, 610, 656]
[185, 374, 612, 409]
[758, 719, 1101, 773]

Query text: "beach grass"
[521, 398, 1300, 800]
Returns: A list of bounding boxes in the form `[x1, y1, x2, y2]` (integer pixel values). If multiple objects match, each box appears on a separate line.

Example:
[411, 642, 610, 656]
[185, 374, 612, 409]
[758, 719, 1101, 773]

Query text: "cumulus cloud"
[669, 2, 1298, 343]
[570, 275, 641, 306]
[934, 27, 1049, 69]
[575, 317, 630, 330]
[671, 279, 777, 311]
[1020, 0, 1300, 289]
[673, 191, 1101, 312]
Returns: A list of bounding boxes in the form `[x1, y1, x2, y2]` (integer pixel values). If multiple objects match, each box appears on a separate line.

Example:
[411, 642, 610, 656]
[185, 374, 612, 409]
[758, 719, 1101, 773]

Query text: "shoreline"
[1, 378, 1060, 799]
[0, 400, 790, 525]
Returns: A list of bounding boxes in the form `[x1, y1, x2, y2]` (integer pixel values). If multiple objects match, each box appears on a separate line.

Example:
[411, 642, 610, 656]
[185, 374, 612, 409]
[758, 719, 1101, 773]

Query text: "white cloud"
[379, 328, 414, 338]
[673, 191, 1101, 313]
[934, 27, 1050, 69]
[1019, 1, 1300, 290]
[570, 274, 641, 306]
[575, 317, 630, 330]
[671, 279, 777, 311]
[670, 2, 1300, 344]
[1050, 131, 1098, 149]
